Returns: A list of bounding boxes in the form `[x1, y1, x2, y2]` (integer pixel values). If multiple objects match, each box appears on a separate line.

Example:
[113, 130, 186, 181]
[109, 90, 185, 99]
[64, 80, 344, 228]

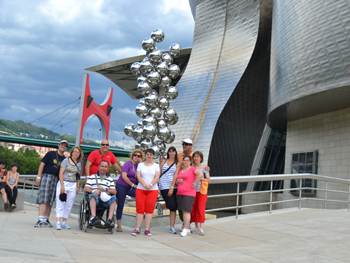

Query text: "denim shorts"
[89, 193, 117, 209]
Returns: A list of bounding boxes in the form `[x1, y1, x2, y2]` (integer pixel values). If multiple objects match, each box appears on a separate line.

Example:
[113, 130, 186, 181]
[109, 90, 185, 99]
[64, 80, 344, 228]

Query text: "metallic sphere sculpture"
[124, 29, 182, 158]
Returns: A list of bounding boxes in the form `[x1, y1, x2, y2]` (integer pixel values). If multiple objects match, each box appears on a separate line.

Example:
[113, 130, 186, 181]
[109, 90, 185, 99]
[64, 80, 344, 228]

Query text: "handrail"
[16, 173, 350, 219]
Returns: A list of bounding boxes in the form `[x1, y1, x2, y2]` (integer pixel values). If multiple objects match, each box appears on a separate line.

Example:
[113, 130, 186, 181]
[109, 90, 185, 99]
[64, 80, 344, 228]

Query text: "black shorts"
[176, 195, 195, 213]
[0, 183, 6, 190]
[160, 189, 178, 211]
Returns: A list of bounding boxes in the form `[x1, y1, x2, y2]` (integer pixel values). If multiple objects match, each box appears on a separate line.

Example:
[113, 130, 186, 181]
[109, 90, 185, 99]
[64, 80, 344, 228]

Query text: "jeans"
[115, 184, 136, 220]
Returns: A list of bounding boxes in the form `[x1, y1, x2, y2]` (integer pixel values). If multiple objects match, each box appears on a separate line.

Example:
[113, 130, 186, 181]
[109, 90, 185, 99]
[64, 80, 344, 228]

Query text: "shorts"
[89, 193, 117, 209]
[36, 173, 58, 205]
[160, 189, 178, 211]
[176, 195, 195, 213]
[0, 183, 6, 190]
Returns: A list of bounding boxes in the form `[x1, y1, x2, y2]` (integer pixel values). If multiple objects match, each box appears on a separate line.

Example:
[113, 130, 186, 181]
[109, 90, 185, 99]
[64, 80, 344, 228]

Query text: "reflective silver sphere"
[156, 62, 168, 76]
[139, 98, 146, 105]
[169, 43, 182, 58]
[134, 143, 142, 150]
[159, 76, 171, 89]
[151, 29, 164, 43]
[146, 71, 161, 87]
[162, 53, 173, 66]
[157, 119, 167, 129]
[137, 75, 147, 83]
[142, 37, 155, 52]
[165, 131, 175, 144]
[157, 126, 171, 141]
[166, 115, 178, 125]
[124, 123, 135, 137]
[145, 89, 158, 97]
[132, 126, 144, 142]
[149, 107, 162, 118]
[140, 59, 153, 75]
[155, 140, 166, 152]
[130, 62, 141, 76]
[140, 138, 152, 149]
[137, 82, 151, 96]
[137, 119, 144, 126]
[164, 108, 177, 120]
[149, 145, 160, 158]
[168, 64, 180, 79]
[158, 96, 169, 110]
[149, 49, 162, 64]
[142, 124, 157, 139]
[165, 86, 178, 100]
[143, 115, 156, 126]
[135, 103, 149, 117]
[145, 91, 159, 107]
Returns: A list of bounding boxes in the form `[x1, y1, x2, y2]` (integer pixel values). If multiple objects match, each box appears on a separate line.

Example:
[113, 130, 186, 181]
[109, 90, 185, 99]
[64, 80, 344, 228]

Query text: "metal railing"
[17, 173, 350, 219]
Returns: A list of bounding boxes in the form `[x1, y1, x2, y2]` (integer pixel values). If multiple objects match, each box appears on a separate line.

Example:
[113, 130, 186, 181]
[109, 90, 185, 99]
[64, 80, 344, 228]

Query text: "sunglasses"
[101, 144, 109, 146]
[60, 144, 68, 148]
[182, 143, 192, 146]
[133, 154, 142, 158]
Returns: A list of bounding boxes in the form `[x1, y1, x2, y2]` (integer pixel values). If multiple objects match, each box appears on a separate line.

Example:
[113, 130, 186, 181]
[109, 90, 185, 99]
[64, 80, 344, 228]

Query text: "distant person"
[55, 146, 82, 230]
[157, 146, 178, 234]
[5, 163, 20, 209]
[132, 149, 160, 236]
[176, 155, 202, 237]
[34, 140, 68, 227]
[85, 140, 122, 178]
[84, 160, 117, 228]
[190, 151, 210, 236]
[115, 149, 144, 232]
[0, 159, 8, 208]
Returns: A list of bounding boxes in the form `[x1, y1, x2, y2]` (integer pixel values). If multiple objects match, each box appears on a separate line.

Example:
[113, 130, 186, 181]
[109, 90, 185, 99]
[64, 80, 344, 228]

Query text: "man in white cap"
[177, 138, 193, 170]
[34, 140, 68, 227]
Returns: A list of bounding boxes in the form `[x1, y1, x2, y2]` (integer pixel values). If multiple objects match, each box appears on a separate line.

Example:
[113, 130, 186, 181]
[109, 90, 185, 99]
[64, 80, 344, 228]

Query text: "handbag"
[200, 179, 208, 195]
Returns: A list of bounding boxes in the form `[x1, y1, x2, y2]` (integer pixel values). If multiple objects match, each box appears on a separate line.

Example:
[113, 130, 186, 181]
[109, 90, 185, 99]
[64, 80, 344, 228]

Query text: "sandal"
[116, 226, 123, 232]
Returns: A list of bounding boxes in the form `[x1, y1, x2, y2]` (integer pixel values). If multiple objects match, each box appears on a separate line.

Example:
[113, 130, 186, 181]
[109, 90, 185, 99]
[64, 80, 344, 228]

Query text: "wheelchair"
[78, 193, 115, 234]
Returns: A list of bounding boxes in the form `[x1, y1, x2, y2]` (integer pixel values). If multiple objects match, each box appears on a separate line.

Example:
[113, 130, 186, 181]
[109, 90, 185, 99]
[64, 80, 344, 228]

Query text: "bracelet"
[37, 177, 41, 180]
[170, 186, 174, 189]
[131, 184, 134, 188]
[60, 182, 64, 185]
[150, 183, 153, 187]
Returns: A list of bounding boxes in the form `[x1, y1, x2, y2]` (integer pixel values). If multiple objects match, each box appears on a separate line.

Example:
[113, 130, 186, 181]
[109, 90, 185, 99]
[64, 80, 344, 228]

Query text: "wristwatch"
[150, 183, 153, 187]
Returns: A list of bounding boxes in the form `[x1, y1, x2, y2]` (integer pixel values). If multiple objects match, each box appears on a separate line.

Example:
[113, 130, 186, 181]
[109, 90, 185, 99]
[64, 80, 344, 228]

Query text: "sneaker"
[180, 229, 188, 237]
[61, 222, 70, 229]
[199, 229, 205, 236]
[89, 216, 101, 227]
[157, 203, 163, 216]
[45, 219, 53, 228]
[56, 222, 61, 230]
[34, 220, 45, 228]
[105, 219, 113, 228]
[144, 229, 152, 236]
[169, 226, 177, 234]
[131, 229, 140, 236]
[4, 203, 9, 209]
[191, 228, 199, 234]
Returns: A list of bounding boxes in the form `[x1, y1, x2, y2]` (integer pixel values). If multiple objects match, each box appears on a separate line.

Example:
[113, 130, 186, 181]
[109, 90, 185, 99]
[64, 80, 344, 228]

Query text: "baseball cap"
[182, 138, 193, 145]
[59, 140, 69, 147]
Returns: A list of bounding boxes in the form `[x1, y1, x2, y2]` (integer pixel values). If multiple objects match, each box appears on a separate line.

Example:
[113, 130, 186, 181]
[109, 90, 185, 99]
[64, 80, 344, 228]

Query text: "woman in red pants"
[190, 151, 210, 236]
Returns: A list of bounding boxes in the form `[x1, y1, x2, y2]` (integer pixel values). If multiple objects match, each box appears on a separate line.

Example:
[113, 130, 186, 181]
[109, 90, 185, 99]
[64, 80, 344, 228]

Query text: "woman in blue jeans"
[115, 149, 144, 232]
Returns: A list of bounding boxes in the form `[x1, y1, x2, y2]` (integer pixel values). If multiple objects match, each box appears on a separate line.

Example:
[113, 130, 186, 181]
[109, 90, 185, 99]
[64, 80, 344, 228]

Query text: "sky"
[0, 0, 195, 148]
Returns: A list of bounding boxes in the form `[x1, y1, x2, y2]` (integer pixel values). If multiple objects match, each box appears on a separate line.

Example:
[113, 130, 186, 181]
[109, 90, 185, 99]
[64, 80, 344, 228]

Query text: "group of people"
[0, 159, 20, 209]
[33, 137, 210, 238]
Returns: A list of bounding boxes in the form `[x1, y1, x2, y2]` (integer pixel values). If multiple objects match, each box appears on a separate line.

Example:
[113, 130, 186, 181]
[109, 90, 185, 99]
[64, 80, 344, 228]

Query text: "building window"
[290, 151, 318, 196]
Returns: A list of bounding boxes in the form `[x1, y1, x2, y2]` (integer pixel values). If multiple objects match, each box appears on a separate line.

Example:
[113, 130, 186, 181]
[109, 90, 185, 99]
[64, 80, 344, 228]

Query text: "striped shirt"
[158, 161, 177, 190]
[86, 173, 115, 191]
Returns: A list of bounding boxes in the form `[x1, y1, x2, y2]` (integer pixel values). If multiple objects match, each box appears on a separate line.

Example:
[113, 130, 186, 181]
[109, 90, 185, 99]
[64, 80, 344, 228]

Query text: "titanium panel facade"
[267, 0, 350, 130]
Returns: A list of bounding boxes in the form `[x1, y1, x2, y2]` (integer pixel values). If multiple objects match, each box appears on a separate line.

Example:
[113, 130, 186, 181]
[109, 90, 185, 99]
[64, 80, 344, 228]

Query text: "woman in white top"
[157, 146, 178, 234]
[132, 148, 160, 236]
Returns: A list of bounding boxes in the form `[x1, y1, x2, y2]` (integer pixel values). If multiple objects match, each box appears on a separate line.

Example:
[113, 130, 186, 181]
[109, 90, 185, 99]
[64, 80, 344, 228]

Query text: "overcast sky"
[0, 0, 194, 148]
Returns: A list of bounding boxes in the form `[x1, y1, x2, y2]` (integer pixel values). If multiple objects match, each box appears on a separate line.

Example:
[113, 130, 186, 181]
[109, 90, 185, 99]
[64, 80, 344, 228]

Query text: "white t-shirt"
[137, 162, 160, 191]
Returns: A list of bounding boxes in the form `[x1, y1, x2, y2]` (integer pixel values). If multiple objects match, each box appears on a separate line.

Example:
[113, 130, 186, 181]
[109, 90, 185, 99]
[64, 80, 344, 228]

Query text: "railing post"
[325, 182, 328, 209]
[236, 182, 240, 219]
[299, 179, 302, 209]
[348, 185, 350, 211]
[269, 180, 273, 214]
[31, 178, 34, 205]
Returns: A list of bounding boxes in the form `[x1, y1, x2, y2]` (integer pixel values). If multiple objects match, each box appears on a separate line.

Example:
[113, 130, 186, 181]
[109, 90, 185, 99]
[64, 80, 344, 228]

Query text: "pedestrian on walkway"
[55, 146, 82, 230]
[0, 159, 8, 209]
[5, 163, 20, 209]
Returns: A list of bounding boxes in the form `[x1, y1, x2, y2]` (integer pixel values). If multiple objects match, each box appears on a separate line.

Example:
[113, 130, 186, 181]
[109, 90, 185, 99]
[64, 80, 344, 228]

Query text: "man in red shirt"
[85, 140, 122, 177]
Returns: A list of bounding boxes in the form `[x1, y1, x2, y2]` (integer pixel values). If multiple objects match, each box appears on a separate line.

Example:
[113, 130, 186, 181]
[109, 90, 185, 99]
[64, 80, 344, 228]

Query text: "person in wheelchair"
[84, 160, 117, 228]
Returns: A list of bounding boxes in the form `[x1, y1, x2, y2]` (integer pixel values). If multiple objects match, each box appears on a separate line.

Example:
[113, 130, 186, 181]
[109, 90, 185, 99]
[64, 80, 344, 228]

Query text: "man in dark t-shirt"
[0, 159, 8, 208]
[34, 140, 68, 227]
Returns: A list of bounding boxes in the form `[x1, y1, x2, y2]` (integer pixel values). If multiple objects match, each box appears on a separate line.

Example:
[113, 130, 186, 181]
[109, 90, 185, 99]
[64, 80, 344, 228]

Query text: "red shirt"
[87, 150, 117, 175]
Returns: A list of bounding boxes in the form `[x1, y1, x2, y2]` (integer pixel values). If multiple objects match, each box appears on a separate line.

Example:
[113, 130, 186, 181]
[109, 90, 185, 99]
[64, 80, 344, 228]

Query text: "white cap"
[100, 192, 111, 202]
[182, 138, 193, 145]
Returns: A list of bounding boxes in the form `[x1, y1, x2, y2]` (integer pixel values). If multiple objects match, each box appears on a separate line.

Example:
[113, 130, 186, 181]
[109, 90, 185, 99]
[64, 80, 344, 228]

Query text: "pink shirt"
[176, 166, 197, 197]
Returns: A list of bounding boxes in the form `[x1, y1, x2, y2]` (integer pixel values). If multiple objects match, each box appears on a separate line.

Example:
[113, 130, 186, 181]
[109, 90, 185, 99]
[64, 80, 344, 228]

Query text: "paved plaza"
[1, 205, 350, 262]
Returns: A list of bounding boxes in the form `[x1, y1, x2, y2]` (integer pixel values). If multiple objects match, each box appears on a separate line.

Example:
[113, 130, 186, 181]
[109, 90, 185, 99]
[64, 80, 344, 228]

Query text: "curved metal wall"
[268, 0, 350, 130]
[171, 0, 272, 177]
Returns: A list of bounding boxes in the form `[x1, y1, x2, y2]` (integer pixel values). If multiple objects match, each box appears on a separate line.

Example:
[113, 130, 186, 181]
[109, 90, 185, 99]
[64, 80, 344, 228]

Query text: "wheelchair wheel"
[108, 227, 113, 234]
[78, 200, 84, 230]
[83, 221, 88, 232]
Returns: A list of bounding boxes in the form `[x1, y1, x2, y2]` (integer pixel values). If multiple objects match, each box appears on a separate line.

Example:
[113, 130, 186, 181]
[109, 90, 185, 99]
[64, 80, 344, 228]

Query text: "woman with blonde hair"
[115, 149, 144, 232]
[55, 146, 82, 230]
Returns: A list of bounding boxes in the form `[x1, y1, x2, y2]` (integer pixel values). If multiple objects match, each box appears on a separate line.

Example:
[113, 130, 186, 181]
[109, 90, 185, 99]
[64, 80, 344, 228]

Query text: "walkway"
[1, 205, 350, 262]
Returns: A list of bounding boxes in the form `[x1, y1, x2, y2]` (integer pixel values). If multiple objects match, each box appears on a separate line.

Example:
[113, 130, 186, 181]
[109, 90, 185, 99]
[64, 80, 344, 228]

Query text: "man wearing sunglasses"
[177, 138, 194, 170]
[35, 140, 68, 227]
[85, 140, 122, 178]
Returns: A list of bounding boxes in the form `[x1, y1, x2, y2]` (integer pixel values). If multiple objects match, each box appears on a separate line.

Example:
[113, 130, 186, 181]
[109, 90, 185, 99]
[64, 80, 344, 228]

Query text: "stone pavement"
[1, 205, 350, 262]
